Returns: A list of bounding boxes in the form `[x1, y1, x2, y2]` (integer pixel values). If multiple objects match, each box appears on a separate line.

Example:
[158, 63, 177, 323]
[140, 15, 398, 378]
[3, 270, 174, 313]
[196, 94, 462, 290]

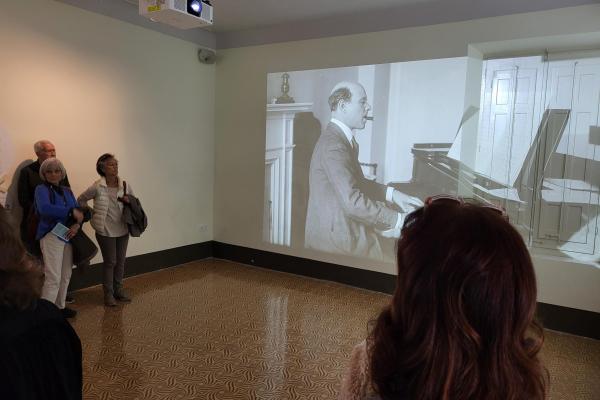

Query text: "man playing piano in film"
[305, 81, 422, 261]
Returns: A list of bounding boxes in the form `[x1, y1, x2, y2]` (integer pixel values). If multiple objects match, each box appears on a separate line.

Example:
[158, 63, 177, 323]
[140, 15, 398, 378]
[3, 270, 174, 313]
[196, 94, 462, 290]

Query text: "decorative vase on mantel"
[276, 73, 295, 104]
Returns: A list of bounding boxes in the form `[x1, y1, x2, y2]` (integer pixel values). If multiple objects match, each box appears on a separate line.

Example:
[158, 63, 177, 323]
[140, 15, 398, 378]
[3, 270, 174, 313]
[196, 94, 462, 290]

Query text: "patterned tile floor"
[69, 259, 600, 400]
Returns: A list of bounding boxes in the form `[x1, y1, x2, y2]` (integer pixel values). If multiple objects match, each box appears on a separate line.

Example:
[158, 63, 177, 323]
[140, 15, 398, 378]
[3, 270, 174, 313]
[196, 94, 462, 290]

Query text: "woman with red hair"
[339, 196, 547, 400]
[0, 205, 82, 399]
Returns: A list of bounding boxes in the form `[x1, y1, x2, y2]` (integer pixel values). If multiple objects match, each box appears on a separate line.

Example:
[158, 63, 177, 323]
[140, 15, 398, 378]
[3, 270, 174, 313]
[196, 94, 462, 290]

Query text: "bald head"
[33, 140, 56, 162]
[328, 81, 371, 130]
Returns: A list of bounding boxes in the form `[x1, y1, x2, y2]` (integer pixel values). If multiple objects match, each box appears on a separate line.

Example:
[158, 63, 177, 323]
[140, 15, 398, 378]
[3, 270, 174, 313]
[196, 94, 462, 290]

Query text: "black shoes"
[114, 289, 132, 303]
[61, 307, 77, 319]
[104, 293, 117, 307]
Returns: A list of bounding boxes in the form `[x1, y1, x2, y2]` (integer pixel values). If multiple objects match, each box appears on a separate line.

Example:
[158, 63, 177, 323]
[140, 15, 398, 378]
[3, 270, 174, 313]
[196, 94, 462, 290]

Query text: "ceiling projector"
[139, 0, 213, 29]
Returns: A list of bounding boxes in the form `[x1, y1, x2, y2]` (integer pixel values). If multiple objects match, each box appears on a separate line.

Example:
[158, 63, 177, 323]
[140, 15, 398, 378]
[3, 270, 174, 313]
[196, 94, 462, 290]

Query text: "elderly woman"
[78, 153, 133, 307]
[0, 204, 82, 398]
[339, 196, 547, 400]
[35, 158, 82, 319]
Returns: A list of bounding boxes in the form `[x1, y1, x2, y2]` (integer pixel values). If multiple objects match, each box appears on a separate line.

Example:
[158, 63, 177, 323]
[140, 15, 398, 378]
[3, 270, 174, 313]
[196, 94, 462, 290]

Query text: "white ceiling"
[56, 0, 599, 49]
[208, 0, 433, 32]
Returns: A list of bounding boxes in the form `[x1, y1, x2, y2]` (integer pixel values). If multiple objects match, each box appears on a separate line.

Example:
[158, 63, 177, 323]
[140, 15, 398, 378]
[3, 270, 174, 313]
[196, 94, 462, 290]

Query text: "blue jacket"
[34, 184, 78, 240]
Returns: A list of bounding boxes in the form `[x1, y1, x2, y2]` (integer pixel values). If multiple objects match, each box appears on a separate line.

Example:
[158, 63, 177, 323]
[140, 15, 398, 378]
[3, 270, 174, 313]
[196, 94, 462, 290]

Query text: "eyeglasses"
[46, 169, 62, 174]
[424, 194, 508, 220]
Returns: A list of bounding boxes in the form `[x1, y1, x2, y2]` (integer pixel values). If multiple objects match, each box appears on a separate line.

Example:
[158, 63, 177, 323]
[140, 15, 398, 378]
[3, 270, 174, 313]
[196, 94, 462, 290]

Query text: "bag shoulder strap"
[46, 183, 58, 205]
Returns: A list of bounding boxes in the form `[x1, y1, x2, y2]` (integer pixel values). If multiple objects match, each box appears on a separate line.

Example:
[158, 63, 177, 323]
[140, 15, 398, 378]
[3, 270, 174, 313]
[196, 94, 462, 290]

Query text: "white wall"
[214, 5, 600, 312]
[2, 1, 597, 313]
[384, 58, 468, 183]
[0, 0, 215, 261]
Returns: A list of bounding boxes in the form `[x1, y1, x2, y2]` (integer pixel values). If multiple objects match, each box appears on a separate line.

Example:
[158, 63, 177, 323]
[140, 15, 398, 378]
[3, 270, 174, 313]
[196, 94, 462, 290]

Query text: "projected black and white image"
[303, 81, 423, 260]
[263, 56, 600, 265]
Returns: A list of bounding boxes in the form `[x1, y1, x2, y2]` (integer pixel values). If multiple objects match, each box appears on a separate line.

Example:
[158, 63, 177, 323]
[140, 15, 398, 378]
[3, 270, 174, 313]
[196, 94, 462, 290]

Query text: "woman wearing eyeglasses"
[35, 158, 83, 319]
[339, 196, 546, 400]
[78, 153, 134, 307]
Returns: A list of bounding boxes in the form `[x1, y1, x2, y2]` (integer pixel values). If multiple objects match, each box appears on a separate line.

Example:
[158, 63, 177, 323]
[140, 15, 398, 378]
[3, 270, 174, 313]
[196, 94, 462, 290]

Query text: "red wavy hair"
[368, 199, 546, 400]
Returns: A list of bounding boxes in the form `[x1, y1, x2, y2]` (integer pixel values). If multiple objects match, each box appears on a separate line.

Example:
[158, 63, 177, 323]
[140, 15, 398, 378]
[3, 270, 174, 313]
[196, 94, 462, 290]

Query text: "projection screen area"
[263, 55, 600, 267]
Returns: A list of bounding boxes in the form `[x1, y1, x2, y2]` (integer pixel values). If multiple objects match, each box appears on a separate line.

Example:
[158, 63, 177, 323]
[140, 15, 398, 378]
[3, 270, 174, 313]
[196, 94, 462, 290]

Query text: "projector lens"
[187, 0, 202, 17]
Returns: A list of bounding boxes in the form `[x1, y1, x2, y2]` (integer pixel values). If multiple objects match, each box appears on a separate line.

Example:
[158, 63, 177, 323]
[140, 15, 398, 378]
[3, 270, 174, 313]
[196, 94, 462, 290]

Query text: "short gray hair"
[33, 140, 53, 154]
[328, 87, 352, 112]
[39, 158, 67, 182]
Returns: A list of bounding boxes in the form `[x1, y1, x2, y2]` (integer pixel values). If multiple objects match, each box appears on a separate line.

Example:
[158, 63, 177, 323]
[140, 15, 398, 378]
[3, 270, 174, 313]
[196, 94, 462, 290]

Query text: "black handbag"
[70, 229, 98, 266]
[66, 206, 97, 266]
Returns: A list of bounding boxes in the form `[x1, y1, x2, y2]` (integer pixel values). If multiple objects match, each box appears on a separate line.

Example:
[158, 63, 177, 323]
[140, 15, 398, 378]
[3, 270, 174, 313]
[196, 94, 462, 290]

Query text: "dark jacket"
[0, 299, 82, 400]
[122, 194, 147, 237]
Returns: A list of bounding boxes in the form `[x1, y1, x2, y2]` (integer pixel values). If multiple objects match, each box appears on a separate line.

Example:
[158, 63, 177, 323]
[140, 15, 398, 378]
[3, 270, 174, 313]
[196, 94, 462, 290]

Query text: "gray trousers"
[95, 233, 129, 295]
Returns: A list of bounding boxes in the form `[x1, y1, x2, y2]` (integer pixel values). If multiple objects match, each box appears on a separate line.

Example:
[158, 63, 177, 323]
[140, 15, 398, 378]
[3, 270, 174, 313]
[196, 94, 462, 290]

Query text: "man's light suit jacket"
[305, 122, 398, 260]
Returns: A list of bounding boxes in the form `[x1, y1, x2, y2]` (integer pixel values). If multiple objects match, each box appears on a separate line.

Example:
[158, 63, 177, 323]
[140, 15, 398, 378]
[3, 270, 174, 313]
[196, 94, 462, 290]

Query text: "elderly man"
[18, 141, 71, 252]
[305, 81, 422, 260]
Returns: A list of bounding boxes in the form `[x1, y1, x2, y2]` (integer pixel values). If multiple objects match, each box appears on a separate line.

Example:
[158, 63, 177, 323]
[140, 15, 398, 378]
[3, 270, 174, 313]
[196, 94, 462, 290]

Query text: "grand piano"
[390, 109, 599, 261]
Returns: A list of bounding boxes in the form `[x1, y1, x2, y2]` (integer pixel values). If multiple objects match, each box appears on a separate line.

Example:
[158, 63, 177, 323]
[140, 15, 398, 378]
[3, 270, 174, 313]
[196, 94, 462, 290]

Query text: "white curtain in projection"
[263, 56, 600, 265]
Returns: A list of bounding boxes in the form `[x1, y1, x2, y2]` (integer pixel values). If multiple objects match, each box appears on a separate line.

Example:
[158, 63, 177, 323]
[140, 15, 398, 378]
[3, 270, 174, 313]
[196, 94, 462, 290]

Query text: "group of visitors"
[17, 140, 144, 317]
[1, 140, 546, 400]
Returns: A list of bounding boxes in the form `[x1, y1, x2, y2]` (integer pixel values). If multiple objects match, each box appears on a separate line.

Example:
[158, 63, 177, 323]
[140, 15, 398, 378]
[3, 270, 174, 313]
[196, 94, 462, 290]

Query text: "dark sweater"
[0, 299, 82, 400]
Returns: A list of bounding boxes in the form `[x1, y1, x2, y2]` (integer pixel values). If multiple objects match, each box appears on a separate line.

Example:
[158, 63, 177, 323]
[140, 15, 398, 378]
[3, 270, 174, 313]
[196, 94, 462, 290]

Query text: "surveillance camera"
[198, 48, 216, 64]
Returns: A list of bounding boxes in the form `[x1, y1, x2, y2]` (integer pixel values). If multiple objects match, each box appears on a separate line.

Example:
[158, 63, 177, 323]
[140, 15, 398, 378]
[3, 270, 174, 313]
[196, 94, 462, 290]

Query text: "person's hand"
[392, 190, 424, 212]
[72, 208, 84, 224]
[66, 223, 80, 240]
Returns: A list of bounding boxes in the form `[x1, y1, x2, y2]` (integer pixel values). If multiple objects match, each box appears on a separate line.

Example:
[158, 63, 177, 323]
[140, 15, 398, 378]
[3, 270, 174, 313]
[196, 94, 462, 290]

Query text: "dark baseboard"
[212, 241, 396, 293]
[69, 241, 213, 291]
[212, 242, 600, 340]
[536, 303, 600, 340]
[68, 240, 599, 340]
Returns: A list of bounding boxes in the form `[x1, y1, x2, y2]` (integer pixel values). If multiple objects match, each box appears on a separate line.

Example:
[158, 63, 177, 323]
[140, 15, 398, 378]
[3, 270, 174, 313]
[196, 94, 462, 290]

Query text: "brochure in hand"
[51, 222, 70, 243]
